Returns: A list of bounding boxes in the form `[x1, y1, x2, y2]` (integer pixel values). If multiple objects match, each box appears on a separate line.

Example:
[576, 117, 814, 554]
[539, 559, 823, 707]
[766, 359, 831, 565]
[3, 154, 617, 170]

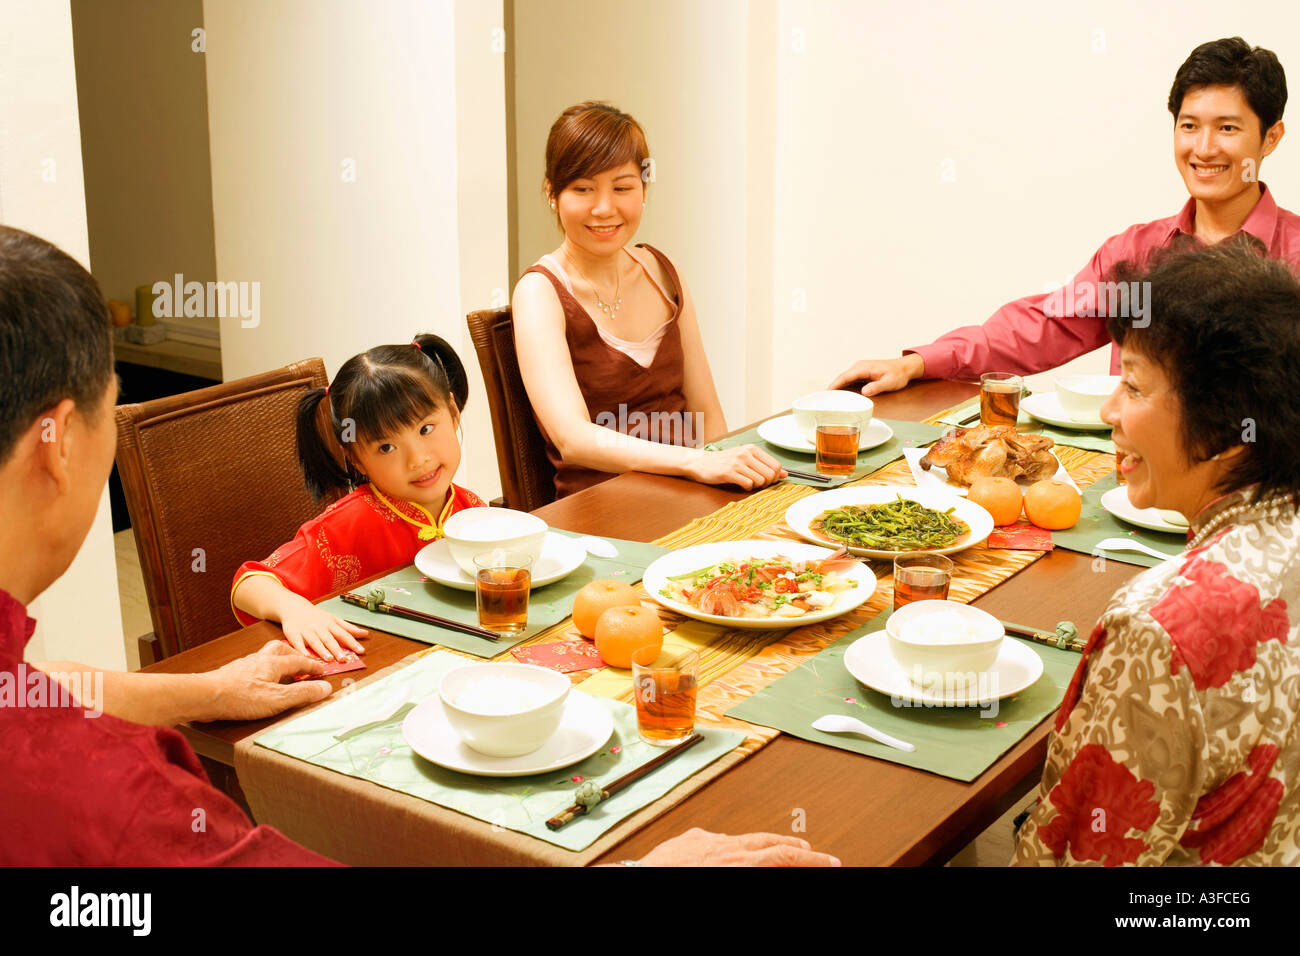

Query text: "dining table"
[143, 379, 1143, 866]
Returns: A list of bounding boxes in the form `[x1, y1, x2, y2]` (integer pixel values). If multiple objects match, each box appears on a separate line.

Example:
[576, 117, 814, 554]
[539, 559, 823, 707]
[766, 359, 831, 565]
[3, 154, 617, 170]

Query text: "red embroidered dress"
[1014, 487, 1299, 865]
[231, 483, 486, 624]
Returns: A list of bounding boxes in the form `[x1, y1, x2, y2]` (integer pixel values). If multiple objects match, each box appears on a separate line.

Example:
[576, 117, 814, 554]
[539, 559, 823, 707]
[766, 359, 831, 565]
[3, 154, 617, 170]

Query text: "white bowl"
[1054, 375, 1119, 423]
[791, 390, 875, 444]
[885, 600, 1005, 687]
[438, 663, 570, 758]
[442, 507, 546, 576]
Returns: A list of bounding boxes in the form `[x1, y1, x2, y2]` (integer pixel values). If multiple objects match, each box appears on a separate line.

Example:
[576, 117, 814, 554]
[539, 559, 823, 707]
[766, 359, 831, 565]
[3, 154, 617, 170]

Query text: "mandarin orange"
[594, 606, 664, 668]
[967, 476, 1024, 527]
[572, 579, 642, 638]
[1024, 479, 1082, 530]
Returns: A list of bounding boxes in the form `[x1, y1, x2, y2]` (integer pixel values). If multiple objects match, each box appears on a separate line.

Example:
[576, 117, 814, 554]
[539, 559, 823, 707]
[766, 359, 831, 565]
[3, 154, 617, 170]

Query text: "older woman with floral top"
[1013, 237, 1300, 866]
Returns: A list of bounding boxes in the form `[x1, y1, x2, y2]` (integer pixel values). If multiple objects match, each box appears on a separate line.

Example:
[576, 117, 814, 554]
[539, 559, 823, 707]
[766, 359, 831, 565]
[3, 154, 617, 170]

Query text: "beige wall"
[203, 0, 507, 500]
[1, 0, 126, 670]
[71, 0, 218, 338]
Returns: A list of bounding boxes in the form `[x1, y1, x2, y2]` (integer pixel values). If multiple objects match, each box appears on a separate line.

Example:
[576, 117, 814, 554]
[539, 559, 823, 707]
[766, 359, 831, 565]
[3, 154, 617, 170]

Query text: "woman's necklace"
[566, 250, 623, 319]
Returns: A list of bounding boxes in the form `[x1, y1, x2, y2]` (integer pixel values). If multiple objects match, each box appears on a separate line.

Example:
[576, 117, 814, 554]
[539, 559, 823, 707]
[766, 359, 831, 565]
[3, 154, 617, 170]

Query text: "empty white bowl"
[438, 663, 570, 757]
[443, 507, 546, 576]
[1054, 375, 1120, 423]
[791, 390, 874, 444]
[886, 600, 1005, 686]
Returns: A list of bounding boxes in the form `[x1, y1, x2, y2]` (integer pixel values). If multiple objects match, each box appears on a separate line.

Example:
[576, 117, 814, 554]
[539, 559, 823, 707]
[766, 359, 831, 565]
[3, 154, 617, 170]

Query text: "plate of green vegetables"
[784, 486, 994, 560]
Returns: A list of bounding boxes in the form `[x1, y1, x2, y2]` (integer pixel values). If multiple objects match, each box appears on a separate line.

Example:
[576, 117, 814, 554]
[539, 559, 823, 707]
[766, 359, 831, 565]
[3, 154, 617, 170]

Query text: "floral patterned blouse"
[1013, 487, 1299, 866]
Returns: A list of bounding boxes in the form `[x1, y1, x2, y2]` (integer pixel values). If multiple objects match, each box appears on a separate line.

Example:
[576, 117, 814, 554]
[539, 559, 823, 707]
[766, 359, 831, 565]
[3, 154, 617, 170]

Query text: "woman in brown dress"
[511, 101, 784, 499]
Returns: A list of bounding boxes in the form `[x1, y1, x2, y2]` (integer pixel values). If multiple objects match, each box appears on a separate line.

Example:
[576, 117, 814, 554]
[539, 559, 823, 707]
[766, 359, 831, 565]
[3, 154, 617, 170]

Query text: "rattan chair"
[466, 306, 556, 512]
[115, 358, 335, 662]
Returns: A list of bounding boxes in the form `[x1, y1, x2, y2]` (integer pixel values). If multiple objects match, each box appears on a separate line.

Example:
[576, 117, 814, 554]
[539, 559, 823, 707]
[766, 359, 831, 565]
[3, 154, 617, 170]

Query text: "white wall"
[514, 2, 1300, 415]
[203, 0, 507, 499]
[770, 0, 1300, 401]
[0, 0, 126, 670]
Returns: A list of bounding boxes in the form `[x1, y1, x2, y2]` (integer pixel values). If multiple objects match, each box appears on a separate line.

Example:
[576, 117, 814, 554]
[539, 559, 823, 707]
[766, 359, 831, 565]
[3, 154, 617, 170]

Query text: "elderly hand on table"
[633, 828, 840, 866]
[38, 641, 334, 727]
[195, 640, 335, 722]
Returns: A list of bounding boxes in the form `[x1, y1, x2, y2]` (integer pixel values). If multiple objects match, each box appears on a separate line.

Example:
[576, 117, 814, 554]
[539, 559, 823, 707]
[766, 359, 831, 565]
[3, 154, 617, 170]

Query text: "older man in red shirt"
[0, 225, 837, 867]
[832, 37, 1300, 396]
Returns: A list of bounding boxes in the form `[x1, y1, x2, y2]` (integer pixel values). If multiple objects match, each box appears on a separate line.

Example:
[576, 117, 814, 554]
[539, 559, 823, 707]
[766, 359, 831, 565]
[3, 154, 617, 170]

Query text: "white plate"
[784, 486, 994, 560]
[843, 630, 1044, 706]
[1100, 486, 1189, 536]
[643, 540, 876, 630]
[902, 447, 1081, 496]
[756, 414, 894, 454]
[401, 689, 613, 777]
[414, 531, 587, 591]
[1020, 393, 1111, 431]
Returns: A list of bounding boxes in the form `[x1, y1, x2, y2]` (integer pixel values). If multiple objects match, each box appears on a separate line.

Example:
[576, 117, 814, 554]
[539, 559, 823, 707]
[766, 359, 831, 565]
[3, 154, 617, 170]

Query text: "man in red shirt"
[0, 226, 837, 867]
[831, 37, 1299, 396]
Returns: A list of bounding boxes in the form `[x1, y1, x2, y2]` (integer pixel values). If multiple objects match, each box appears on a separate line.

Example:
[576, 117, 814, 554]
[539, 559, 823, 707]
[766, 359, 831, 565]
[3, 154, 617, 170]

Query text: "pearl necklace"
[1189, 490, 1297, 549]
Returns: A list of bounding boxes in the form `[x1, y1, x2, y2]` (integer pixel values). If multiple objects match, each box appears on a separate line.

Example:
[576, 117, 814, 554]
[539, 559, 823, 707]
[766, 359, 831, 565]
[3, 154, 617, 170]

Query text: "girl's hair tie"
[412, 341, 423, 352]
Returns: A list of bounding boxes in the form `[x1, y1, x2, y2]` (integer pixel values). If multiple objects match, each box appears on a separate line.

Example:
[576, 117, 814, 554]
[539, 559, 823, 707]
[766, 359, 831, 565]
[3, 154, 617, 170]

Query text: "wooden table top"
[145, 379, 1140, 865]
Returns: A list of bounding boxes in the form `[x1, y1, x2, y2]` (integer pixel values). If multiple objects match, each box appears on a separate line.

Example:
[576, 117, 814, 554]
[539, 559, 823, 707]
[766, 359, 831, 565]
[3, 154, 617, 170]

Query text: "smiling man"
[831, 37, 1300, 396]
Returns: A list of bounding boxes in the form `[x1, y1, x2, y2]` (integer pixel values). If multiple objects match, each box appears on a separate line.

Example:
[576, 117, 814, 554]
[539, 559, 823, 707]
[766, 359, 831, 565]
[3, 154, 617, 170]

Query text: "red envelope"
[987, 521, 1054, 551]
[511, 639, 606, 673]
[282, 641, 367, 680]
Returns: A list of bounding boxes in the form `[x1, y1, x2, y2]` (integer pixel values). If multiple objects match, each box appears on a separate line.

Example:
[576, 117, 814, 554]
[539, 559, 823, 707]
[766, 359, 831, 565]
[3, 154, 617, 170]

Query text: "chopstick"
[545, 733, 704, 830]
[785, 469, 834, 483]
[340, 589, 500, 642]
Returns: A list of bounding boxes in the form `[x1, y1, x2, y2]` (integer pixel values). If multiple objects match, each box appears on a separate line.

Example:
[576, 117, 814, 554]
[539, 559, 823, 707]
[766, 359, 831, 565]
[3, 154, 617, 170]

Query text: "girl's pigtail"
[413, 332, 469, 412]
[296, 387, 354, 500]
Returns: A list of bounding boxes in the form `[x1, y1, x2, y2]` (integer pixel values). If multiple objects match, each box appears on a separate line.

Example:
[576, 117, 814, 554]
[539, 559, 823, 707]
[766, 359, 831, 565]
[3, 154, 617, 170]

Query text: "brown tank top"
[521, 243, 689, 498]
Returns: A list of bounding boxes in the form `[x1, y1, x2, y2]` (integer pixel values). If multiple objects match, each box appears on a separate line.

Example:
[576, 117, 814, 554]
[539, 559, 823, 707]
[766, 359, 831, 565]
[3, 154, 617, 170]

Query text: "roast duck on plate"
[920, 425, 1056, 486]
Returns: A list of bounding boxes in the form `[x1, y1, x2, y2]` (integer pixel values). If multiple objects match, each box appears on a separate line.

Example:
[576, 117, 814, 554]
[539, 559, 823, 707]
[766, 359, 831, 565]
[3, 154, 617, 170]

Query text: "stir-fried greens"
[659, 553, 857, 619]
[811, 496, 968, 551]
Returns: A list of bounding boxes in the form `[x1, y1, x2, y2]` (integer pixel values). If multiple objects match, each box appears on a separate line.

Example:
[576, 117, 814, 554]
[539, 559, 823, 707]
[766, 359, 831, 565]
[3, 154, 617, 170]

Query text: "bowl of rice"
[439, 663, 570, 757]
[885, 600, 1005, 685]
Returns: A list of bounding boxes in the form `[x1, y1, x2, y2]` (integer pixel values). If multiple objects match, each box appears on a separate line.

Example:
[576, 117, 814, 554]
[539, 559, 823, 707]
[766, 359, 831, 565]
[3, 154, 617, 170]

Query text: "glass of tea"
[815, 421, 859, 476]
[979, 372, 1024, 428]
[473, 550, 532, 634]
[631, 646, 699, 746]
[893, 554, 954, 610]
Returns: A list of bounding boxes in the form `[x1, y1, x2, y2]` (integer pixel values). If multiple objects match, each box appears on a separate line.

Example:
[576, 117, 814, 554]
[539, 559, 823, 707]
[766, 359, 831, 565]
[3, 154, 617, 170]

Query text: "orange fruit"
[967, 476, 1023, 527]
[572, 579, 642, 638]
[1024, 479, 1082, 530]
[594, 606, 664, 668]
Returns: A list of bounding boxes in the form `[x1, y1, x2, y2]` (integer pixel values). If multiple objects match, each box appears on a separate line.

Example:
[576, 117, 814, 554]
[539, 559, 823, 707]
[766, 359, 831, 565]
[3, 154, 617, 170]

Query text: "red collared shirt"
[910, 184, 1300, 380]
[0, 588, 336, 865]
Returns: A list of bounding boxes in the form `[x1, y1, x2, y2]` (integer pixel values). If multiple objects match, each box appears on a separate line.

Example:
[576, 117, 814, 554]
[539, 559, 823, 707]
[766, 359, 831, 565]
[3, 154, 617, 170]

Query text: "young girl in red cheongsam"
[231, 333, 487, 660]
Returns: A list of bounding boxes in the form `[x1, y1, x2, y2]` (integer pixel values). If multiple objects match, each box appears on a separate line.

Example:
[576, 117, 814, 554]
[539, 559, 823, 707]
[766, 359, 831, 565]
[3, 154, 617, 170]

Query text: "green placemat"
[255, 650, 744, 851]
[938, 398, 1115, 454]
[319, 532, 669, 657]
[707, 418, 945, 487]
[726, 610, 1081, 782]
[1050, 473, 1187, 569]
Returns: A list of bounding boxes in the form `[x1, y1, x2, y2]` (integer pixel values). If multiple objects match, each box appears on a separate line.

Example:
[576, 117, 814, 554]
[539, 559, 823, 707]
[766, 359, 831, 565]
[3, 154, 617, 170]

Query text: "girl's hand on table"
[636, 828, 841, 867]
[279, 603, 368, 662]
[688, 445, 786, 490]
